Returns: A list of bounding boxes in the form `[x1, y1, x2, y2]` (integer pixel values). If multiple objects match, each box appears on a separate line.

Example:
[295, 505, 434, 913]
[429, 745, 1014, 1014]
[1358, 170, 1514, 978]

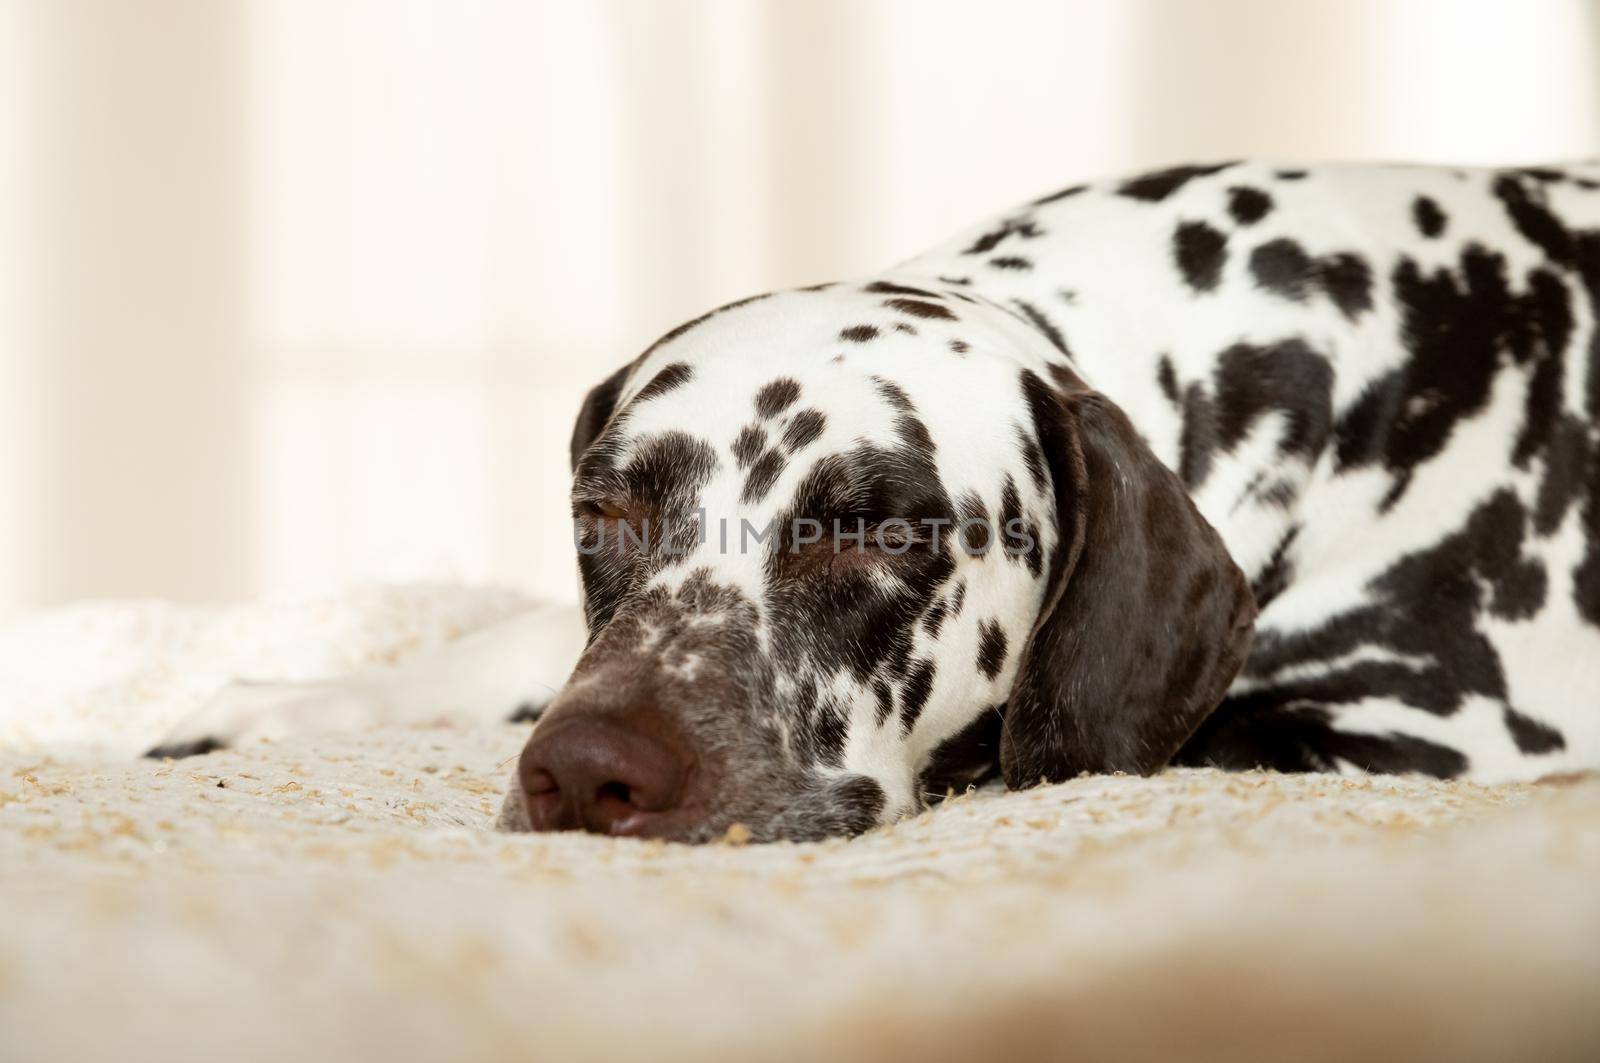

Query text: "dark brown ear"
[569, 362, 635, 472]
[1000, 372, 1256, 785]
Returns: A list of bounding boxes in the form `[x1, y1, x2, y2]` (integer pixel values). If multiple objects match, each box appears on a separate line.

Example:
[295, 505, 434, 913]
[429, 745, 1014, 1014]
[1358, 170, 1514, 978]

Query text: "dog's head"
[501, 281, 1254, 842]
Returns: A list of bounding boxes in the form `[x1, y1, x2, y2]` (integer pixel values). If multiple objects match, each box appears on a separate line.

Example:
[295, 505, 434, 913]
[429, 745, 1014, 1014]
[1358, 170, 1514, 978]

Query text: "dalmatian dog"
[152, 160, 1600, 842]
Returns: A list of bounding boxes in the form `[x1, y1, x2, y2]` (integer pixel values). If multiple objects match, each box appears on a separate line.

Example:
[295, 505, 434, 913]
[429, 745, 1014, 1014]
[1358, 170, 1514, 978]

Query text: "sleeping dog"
[152, 160, 1600, 842]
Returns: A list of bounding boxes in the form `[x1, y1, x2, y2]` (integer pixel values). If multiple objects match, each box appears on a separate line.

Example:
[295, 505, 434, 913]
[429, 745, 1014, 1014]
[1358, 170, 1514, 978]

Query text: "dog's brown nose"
[518, 717, 691, 836]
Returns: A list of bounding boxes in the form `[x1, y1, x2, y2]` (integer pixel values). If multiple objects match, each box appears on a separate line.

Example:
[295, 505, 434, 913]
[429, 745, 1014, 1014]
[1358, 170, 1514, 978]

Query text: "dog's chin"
[492, 789, 723, 843]
[493, 770, 891, 844]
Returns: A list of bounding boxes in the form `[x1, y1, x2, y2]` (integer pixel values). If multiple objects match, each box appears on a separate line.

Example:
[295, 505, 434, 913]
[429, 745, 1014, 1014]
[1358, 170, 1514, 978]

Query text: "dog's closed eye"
[776, 517, 939, 581]
[577, 499, 632, 521]
[575, 499, 660, 556]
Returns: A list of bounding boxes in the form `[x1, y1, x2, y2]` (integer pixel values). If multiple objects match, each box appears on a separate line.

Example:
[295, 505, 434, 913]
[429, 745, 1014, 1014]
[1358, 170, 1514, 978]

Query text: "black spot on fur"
[1511, 270, 1577, 470]
[958, 492, 991, 555]
[632, 362, 693, 404]
[599, 432, 719, 514]
[989, 256, 1032, 271]
[1274, 169, 1308, 181]
[787, 679, 841, 768]
[894, 411, 936, 454]
[872, 376, 916, 412]
[755, 378, 801, 418]
[893, 322, 918, 336]
[782, 409, 826, 452]
[1180, 384, 1217, 499]
[884, 297, 956, 321]
[1533, 416, 1589, 535]
[1413, 195, 1448, 238]
[1318, 253, 1375, 319]
[1180, 702, 1469, 778]
[1227, 186, 1274, 225]
[1011, 299, 1069, 355]
[900, 659, 936, 734]
[1015, 423, 1047, 492]
[1249, 238, 1312, 298]
[938, 275, 973, 286]
[921, 598, 949, 638]
[1207, 491, 1549, 765]
[840, 325, 879, 343]
[949, 339, 970, 354]
[1118, 162, 1236, 202]
[864, 280, 940, 298]
[1251, 525, 1299, 610]
[1253, 477, 1298, 509]
[1176, 339, 1333, 491]
[1482, 172, 1600, 623]
[1174, 221, 1229, 292]
[873, 679, 894, 726]
[1249, 238, 1372, 319]
[1331, 373, 1401, 472]
[963, 217, 1041, 256]
[1033, 183, 1087, 206]
[1336, 240, 1578, 509]
[1493, 174, 1584, 264]
[732, 425, 766, 469]
[975, 620, 1008, 680]
[997, 474, 1042, 576]
[1156, 356, 1180, 404]
[1504, 707, 1565, 754]
[741, 449, 787, 504]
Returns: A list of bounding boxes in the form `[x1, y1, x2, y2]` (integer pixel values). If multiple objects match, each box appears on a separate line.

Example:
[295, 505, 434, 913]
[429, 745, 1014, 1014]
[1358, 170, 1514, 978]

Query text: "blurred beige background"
[1, 0, 1597, 620]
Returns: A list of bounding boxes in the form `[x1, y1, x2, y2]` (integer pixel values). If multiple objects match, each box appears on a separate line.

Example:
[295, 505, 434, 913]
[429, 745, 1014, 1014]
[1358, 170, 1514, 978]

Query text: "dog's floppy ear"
[1000, 369, 1256, 785]
[569, 362, 635, 471]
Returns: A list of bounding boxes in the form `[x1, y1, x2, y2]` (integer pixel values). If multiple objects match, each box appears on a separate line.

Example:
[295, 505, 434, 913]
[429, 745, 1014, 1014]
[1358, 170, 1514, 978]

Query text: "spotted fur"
[152, 160, 1600, 843]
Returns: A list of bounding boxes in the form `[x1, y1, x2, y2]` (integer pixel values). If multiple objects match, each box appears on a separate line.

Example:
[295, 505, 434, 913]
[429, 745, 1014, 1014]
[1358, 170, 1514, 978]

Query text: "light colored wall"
[3, 0, 1598, 618]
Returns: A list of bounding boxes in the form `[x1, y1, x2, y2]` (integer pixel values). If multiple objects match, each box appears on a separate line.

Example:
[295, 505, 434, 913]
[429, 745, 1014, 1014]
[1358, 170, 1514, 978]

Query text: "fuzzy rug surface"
[1, 585, 1598, 1062]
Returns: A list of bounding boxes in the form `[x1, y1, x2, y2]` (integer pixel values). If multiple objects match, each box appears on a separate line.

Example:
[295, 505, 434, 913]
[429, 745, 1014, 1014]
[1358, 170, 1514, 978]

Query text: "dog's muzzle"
[517, 711, 703, 837]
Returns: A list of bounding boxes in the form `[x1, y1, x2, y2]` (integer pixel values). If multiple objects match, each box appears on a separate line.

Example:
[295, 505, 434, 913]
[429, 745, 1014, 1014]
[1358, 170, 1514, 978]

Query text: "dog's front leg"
[145, 604, 587, 758]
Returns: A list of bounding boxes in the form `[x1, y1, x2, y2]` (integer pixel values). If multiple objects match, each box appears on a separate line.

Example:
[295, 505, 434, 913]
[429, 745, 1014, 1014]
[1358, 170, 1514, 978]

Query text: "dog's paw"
[506, 689, 556, 724]
[144, 679, 383, 759]
[144, 735, 229, 760]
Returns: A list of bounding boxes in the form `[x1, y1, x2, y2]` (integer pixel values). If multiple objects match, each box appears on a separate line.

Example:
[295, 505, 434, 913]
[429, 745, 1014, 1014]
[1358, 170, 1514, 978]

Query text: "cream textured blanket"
[2, 586, 1597, 1062]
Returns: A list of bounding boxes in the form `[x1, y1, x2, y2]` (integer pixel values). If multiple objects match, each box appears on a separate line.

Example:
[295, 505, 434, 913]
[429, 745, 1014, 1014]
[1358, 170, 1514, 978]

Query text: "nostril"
[595, 780, 632, 806]
[592, 780, 640, 829]
[521, 766, 563, 824]
[519, 715, 693, 835]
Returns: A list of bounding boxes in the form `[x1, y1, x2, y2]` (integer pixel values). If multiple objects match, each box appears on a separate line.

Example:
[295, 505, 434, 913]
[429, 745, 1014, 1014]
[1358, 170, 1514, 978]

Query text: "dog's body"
[909, 160, 1600, 783]
[154, 161, 1600, 839]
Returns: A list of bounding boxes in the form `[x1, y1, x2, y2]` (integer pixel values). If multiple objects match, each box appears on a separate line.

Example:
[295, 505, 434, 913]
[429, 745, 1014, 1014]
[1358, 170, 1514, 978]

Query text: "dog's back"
[902, 161, 1600, 779]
